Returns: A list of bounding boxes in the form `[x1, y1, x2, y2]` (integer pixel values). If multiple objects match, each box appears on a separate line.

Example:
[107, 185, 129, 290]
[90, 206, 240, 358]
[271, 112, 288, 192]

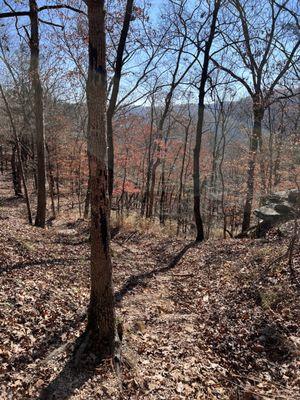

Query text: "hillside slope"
[0, 173, 299, 399]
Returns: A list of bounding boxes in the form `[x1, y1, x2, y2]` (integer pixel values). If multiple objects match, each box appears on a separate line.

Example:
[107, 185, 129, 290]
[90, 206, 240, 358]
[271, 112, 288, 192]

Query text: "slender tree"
[193, 0, 221, 241]
[107, 0, 134, 199]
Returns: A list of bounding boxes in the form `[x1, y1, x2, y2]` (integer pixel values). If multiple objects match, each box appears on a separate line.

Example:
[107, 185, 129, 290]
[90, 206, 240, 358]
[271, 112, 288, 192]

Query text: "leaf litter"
[0, 177, 299, 399]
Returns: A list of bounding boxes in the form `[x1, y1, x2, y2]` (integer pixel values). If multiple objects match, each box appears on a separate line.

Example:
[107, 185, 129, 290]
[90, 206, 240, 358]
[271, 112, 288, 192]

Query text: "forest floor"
[0, 172, 300, 400]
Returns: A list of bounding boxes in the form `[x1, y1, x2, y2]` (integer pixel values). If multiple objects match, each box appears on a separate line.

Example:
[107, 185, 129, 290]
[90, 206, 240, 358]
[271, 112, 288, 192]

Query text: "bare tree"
[107, 0, 134, 199]
[193, 0, 221, 241]
[146, 0, 202, 218]
[0, 83, 32, 224]
[0, 1, 85, 227]
[214, 0, 300, 232]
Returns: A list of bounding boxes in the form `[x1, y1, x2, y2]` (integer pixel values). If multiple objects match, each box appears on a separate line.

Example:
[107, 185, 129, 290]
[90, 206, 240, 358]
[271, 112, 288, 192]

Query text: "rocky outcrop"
[251, 190, 300, 237]
[254, 190, 300, 225]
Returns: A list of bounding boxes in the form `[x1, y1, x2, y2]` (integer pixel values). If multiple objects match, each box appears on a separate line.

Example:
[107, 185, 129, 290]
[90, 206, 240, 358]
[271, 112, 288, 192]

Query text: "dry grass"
[111, 211, 183, 238]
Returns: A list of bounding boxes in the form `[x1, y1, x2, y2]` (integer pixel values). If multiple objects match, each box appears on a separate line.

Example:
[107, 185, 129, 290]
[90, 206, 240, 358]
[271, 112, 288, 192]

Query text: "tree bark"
[107, 0, 134, 199]
[177, 121, 190, 235]
[55, 161, 60, 213]
[86, 0, 115, 357]
[159, 158, 166, 225]
[193, 0, 220, 242]
[46, 145, 56, 219]
[29, 0, 46, 228]
[0, 145, 4, 174]
[84, 174, 91, 219]
[11, 146, 23, 197]
[241, 104, 264, 232]
[141, 100, 155, 217]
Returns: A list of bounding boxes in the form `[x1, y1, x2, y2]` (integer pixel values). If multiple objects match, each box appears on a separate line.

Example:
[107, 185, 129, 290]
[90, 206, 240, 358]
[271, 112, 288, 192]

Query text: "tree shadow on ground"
[0, 257, 88, 275]
[115, 241, 196, 303]
[10, 311, 87, 378]
[36, 241, 196, 398]
[38, 241, 196, 398]
[38, 334, 99, 400]
[0, 195, 26, 210]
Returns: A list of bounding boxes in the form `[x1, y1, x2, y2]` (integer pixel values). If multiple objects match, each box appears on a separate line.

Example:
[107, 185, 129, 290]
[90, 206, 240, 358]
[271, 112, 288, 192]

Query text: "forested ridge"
[0, 0, 299, 399]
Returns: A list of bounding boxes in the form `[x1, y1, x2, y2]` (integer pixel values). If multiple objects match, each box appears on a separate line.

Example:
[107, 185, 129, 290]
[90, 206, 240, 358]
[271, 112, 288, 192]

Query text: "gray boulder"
[254, 189, 300, 226]
[288, 190, 300, 206]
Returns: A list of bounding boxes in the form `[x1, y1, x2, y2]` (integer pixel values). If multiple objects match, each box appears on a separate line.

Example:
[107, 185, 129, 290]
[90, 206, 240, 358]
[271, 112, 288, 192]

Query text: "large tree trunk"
[86, 0, 115, 357]
[241, 104, 264, 232]
[29, 0, 46, 228]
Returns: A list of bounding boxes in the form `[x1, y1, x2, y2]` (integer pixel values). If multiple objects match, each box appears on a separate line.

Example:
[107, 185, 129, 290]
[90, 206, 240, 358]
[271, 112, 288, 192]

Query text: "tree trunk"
[159, 159, 166, 225]
[107, 0, 134, 199]
[84, 174, 91, 219]
[46, 145, 56, 219]
[55, 161, 60, 213]
[77, 148, 82, 218]
[0, 145, 4, 174]
[147, 159, 158, 218]
[119, 148, 128, 217]
[0, 84, 32, 223]
[141, 101, 155, 217]
[241, 105, 264, 232]
[11, 146, 22, 197]
[177, 122, 190, 235]
[29, 0, 46, 228]
[193, 100, 205, 242]
[274, 123, 284, 188]
[219, 110, 227, 239]
[86, 0, 115, 357]
[193, 0, 220, 242]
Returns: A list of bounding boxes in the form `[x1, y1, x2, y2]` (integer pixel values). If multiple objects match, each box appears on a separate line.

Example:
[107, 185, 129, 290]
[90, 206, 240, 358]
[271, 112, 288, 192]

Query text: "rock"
[288, 189, 300, 206]
[274, 202, 294, 216]
[254, 206, 281, 222]
[254, 189, 300, 228]
[57, 228, 77, 236]
[257, 323, 293, 362]
[260, 191, 289, 206]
